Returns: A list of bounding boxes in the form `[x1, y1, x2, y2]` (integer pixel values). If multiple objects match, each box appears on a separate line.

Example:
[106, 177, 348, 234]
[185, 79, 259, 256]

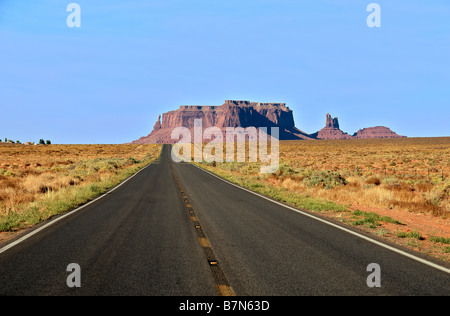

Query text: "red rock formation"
[325, 113, 340, 129]
[153, 115, 161, 131]
[353, 126, 406, 139]
[311, 114, 352, 139]
[314, 127, 353, 140]
[132, 104, 407, 144]
[132, 100, 313, 144]
[311, 114, 406, 140]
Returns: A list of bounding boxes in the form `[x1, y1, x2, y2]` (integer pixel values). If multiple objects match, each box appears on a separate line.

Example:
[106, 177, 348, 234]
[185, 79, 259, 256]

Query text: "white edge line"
[190, 163, 450, 275]
[0, 161, 155, 255]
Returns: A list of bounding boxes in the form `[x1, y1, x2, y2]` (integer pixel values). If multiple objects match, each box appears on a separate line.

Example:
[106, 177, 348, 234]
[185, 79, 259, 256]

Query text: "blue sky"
[0, 0, 449, 144]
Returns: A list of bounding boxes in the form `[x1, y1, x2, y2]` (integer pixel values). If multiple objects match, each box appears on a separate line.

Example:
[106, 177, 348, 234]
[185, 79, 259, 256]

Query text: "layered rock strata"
[132, 100, 313, 144]
[132, 101, 406, 144]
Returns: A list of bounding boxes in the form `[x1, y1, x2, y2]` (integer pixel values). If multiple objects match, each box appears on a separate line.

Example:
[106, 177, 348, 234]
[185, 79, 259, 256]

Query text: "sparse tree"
[39, 139, 45, 145]
[46, 140, 51, 145]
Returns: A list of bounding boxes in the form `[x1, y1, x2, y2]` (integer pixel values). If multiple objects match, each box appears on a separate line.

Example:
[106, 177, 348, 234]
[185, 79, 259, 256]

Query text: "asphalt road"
[0, 144, 449, 296]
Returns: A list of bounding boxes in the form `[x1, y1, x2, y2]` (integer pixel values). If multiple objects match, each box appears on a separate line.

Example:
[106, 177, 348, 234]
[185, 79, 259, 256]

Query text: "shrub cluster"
[302, 170, 347, 189]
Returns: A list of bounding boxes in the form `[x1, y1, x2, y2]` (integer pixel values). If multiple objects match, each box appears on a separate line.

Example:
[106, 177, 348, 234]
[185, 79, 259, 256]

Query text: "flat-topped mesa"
[177, 101, 288, 111]
[132, 100, 313, 144]
[178, 105, 219, 111]
[131, 103, 407, 144]
[161, 100, 295, 130]
[353, 126, 406, 139]
[224, 100, 288, 109]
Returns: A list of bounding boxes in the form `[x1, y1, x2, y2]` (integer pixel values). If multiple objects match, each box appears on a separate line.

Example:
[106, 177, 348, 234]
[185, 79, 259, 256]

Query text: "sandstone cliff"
[132, 100, 313, 144]
[132, 101, 406, 144]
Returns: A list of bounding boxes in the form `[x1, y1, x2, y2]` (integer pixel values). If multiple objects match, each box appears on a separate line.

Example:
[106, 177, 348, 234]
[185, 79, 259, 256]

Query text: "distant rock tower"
[153, 115, 161, 131]
[325, 113, 340, 129]
[311, 113, 406, 139]
[313, 113, 352, 139]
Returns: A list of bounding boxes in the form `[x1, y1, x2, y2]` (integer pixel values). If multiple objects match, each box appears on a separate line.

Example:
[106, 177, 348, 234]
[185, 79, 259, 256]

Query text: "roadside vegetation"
[0, 144, 161, 232]
[195, 137, 450, 262]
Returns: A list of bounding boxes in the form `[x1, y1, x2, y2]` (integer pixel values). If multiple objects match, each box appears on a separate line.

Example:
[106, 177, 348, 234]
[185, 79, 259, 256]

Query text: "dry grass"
[195, 137, 450, 262]
[0, 143, 161, 231]
[195, 137, 449, 218]
[278, 137, 450, 218]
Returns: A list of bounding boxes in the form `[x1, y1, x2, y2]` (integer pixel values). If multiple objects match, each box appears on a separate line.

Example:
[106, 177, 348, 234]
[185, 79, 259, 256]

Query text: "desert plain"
[1, 137, 449, 263]
[0, 143, 161, 240]
[197, 137, 450, 262]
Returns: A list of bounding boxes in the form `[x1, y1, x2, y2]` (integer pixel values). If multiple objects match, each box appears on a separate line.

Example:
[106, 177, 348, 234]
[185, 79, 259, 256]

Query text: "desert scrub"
[350, 209, 403, 228]
[397, 230, 423, 240]
[302, 170, 347, 189]
[273, 163, 298, 177]
[427, 179, 449, 206]
[0, 145, 161, 232]
[197, 162, 348, 213]
[381, 176, 399, 186]
[366, 176, 381, 186]
[429, 236, 450, 244]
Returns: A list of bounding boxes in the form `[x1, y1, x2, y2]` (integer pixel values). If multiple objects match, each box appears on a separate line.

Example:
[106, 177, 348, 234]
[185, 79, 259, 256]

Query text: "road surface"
[0, 144, 449, 295]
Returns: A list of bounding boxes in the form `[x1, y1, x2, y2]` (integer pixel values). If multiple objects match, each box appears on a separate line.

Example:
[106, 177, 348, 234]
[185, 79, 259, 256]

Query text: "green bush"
[88, 184, 100, 194]
[429, 236, 450, 244]
[274, 164, 297, 177]
[397, 230, 423, 240]
[302, 170, 347, 189]
[351, 209, 403, 228]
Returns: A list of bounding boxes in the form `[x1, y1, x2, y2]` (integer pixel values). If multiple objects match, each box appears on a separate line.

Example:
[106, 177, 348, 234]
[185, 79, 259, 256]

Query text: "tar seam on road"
[169, 161, 236, 296]
[191, 163, 450, 275]
[0, 154, 163, 256]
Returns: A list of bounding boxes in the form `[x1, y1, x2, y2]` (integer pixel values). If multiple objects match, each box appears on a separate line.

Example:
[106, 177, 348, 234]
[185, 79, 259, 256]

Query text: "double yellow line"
[170, 162, 236, 296]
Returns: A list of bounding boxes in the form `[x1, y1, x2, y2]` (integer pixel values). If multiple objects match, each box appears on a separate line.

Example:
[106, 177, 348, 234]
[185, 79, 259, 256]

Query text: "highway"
[0, 144, 449, 295]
